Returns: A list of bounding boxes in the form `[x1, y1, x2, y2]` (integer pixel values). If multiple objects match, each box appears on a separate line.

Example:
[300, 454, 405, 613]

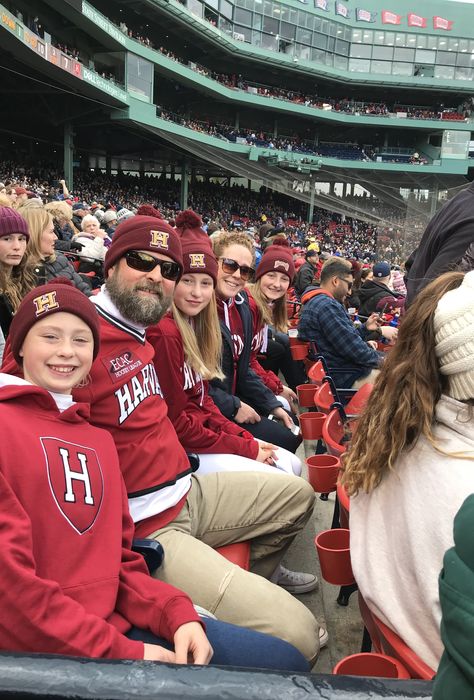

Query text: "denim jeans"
[126, 619, 309, 672]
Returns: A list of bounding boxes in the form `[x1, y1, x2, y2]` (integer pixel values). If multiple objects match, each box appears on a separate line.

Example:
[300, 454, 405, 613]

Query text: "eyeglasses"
[336, 277, 353, 291]
[125, 251, 182, 281]
[219, 257, 255, 281]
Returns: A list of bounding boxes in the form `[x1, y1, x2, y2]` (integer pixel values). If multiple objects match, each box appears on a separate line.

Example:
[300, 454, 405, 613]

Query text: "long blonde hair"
[172, 293, 224, 380]
[247, 279, 289, 333]
[18, 207, 56, 263]
[342, 270, 468, 497]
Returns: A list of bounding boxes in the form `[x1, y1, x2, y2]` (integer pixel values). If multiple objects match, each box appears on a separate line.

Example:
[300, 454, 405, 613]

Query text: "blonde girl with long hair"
[343, 270, 474, 672]
[0, 207, 35, 339]
[18, 206, 92, 296]
[147, 210, 300, 475]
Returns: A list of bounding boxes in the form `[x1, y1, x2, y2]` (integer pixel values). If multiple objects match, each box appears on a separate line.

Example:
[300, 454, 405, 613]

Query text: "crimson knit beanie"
[0, 206, 30, 239]
[175, 209, 218, 286]
[10, 279, 100, 363]
[104, 215, 183, 277]
[136, 204, 163, 218]
[255, 239, 295, 282]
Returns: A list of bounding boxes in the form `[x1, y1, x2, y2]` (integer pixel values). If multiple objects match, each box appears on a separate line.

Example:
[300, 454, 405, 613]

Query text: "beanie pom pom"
[270, 238, 290, 248]
[176, 209, 202, 230]
[136, 204, 162, 219]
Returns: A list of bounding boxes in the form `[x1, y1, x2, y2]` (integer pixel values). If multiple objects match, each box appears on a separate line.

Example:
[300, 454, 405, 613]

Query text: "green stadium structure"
[0, 0, 473, 255]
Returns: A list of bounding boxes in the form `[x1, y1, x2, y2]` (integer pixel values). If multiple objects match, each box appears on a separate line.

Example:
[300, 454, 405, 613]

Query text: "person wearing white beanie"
[434, 270, 474, 401]
[343, 269, 474, 674]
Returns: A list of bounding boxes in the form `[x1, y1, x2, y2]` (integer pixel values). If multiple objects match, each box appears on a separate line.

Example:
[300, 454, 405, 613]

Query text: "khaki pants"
[148, 471, 319, 662]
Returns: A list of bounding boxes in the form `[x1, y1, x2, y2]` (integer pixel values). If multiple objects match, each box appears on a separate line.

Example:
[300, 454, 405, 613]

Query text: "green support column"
[64, 123, 73, 191]
[105, 152, 111, 176]
[180, 159, 189, 210]
[307, 183, 315, 224]
[235, 112, 240, 129]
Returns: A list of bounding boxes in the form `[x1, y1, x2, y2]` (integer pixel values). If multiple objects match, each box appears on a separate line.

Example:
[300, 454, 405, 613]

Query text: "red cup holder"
[296, 384, 317, 408]
[300, 412, 325, 440]
[333, 653, 411, 679]
[315, 528, 355, 586]
[306, 454, 340, 493]
[289, 338, 309, 361]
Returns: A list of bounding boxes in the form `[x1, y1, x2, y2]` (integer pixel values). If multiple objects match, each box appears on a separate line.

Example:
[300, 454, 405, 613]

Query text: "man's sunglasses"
[125, 251, 182, 281]
[219, 257, 255, 281]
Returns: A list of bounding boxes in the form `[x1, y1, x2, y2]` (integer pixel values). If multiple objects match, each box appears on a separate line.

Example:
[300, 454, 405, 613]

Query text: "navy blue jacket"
[209, 292, 281, 419]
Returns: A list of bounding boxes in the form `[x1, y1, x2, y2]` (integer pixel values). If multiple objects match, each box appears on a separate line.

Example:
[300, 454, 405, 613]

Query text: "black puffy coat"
[33, 254, 93, 296]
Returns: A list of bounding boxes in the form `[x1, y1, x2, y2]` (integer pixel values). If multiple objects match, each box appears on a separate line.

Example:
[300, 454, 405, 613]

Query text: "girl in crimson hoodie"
[147, 211, 300, 475]
[246, 240, 301, 409]
[0, 279, 307, 669]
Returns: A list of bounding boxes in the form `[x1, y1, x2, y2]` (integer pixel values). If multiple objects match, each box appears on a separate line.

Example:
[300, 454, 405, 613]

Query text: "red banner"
[381, 10, 401, 24]
[433, 15, 453, 30]
[407, 13, 427, 28]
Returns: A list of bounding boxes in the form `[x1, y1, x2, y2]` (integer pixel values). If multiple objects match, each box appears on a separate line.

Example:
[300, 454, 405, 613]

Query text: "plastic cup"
[333, 653, 411, 679]
[288, 328, 298, 338]
[296, 384, 316, 408]
[299, 411, 325, 439]
[306, 454, 340, 493]
[315, 528, 355, 585]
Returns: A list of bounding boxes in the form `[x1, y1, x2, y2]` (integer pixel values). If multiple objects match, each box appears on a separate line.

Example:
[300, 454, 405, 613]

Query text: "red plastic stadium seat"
[358, 594, 435, 680]
[307, 359, 326, 386]
[215, 543, 250, 570]
[322, 408, 346, 458]
[344, 383, 373, 416]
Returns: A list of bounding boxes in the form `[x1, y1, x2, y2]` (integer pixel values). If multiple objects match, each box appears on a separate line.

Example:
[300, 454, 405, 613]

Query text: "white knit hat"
[434, 270, 474, 400]
[116, 208, 134, 224]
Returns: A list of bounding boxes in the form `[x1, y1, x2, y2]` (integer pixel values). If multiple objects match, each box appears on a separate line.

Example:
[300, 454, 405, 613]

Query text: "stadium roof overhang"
[121, 114, 469, 226]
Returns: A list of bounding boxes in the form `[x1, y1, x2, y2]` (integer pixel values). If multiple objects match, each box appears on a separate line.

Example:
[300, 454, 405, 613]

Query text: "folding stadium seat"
[358, 594, 435, 680]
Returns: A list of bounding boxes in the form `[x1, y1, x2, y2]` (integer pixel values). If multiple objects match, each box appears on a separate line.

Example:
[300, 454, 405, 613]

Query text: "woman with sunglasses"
[210, 231, 302, 454]
[147, 212, 299, 475]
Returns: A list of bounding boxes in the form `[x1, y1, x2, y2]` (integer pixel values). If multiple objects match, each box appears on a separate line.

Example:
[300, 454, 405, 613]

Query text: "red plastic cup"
[306, 454, 340, 492]
[314, 528, 355, 585]
[296, 384, 316, 408]
[299, 411, 325, 440]
[333, 653, 411, 679]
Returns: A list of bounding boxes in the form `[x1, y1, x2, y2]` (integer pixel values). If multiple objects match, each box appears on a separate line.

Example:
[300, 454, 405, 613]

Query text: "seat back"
[336, 481, 350, 529]
[322, 408, 346, 457]
[314, 378, 338, 414]
[345, 383, 374, 416]
[307, 359, 326, 386]
[358, 594, 435, 680]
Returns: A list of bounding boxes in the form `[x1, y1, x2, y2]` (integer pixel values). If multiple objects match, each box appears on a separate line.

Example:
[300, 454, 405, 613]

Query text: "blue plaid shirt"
[298, 293, 382, 385]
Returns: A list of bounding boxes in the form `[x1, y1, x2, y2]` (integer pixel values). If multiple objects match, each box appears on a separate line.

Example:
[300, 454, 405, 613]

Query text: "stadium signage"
[82, 68, 128, 102]
[81, 2, 127, 46]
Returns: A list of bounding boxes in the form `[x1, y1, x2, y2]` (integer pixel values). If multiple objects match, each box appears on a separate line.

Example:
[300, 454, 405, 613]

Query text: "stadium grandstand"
[0, 0, 473, 695]
[0, 0, 473, 260]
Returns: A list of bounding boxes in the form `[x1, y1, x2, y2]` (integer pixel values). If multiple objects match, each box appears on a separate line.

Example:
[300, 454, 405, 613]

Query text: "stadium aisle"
[284, 438, 362, 673]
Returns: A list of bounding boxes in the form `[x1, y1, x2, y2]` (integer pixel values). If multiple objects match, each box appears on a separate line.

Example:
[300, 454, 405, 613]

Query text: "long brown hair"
[0, 209, 35, 311]
[342, 271, 465, 497]
[247, 280, 289, 333]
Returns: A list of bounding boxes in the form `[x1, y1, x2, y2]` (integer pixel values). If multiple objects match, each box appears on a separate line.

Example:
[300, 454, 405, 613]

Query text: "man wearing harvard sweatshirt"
[72, 216, 320, 664]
